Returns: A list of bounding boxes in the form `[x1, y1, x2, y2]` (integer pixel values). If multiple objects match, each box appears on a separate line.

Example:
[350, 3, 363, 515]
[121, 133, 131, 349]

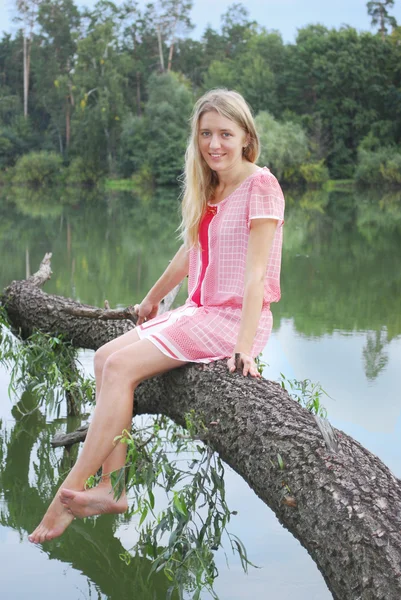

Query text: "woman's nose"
[209, 134, 220, 149]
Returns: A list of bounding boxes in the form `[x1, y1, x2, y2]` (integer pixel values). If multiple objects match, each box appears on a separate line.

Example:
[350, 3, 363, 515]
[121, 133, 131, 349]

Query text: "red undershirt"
[191, 205, 217, 306]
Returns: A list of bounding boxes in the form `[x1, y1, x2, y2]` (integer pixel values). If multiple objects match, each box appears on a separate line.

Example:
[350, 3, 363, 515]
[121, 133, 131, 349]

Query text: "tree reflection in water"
[0, 391, 176, 600]
[362, 328, 389, 382]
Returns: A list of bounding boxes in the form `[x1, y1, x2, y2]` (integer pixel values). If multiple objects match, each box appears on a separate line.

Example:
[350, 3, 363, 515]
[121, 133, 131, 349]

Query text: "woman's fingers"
[227, 356, 235, 372]
[227, 353, 261, 378]
[134, 301, 159, 323]
[134, 304, 147, 326]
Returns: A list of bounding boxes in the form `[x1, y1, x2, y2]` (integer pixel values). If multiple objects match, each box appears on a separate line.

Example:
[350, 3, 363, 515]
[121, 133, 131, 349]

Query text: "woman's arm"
[227, 218, 278, 377]
[135, 244, 189, 325]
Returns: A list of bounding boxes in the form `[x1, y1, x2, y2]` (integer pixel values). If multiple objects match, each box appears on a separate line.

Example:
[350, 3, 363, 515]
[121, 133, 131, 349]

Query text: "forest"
[0, 0, 401, 187]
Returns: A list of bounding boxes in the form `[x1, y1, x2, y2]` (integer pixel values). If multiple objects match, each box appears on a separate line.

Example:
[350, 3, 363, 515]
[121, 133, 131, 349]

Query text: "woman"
[29, 89, 285, 543]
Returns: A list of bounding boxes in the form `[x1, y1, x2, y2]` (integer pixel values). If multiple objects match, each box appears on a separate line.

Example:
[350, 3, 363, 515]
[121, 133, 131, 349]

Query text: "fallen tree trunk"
[2, 256, 401, 600]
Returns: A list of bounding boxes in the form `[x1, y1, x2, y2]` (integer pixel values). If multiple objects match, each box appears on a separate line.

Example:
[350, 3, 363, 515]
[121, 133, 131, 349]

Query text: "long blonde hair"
[180, 89, 260, 247]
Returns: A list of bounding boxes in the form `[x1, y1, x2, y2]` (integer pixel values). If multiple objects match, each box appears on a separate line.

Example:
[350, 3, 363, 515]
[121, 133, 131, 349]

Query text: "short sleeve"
[248, 172, 285, 228]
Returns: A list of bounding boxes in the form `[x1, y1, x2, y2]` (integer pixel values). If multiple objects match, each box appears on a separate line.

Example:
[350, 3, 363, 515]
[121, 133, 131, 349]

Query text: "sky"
[1, 0, 401, 43]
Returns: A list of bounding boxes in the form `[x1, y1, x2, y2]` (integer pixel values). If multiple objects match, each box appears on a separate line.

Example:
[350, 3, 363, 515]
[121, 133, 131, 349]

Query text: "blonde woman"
[29, 89, 285, 543]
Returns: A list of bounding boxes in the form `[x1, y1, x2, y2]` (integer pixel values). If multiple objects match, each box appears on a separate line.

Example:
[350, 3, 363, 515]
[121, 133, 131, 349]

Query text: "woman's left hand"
[227, 352, 261, 378]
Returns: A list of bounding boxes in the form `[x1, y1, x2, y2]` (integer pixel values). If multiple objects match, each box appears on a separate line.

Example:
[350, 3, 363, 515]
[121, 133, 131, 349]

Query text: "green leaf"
[173, 493, 188, 517]
[139, 505, 149, 526]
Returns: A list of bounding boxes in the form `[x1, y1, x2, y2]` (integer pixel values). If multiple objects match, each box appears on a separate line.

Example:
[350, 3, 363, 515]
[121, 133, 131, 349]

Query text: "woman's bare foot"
[59, 481, 128, 519]
[28, 494, 75, 544]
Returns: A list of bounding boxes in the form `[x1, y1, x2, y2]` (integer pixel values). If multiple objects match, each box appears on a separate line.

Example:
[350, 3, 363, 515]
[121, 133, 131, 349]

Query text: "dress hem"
[137, 323, 227, 364]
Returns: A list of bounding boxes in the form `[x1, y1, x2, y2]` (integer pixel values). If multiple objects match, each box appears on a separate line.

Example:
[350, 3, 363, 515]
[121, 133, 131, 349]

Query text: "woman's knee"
[102, 352, 139, 389]
[94, 343, 112, 379]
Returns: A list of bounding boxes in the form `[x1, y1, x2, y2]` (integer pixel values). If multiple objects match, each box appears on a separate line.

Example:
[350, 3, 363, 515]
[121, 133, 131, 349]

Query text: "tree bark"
[2, 256, 401, 600]
[167, 16, 178, 72]
[156, 24, 165, 72]
[136, 70, 142, 117]
[23, 33, 29, 118]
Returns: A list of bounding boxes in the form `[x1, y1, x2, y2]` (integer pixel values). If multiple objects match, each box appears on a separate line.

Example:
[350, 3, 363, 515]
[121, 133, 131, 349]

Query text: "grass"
[104, 178, 138, 191]
[324, 179, 355, 191]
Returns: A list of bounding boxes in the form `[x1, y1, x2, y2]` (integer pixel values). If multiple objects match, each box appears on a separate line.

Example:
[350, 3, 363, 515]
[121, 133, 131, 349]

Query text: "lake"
[1, 184, 400, 599]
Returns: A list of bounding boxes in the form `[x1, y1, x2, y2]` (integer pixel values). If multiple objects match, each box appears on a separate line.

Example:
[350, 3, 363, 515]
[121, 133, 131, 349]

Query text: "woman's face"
[198, 110, 248, 174]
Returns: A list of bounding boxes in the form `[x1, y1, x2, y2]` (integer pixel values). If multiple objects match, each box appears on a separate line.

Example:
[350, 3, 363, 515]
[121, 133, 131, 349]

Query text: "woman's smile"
[198, 110, 247, 172]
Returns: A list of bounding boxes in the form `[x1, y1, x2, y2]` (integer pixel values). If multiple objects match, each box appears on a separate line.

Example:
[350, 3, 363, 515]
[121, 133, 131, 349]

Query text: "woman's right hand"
[134, 298, 159, 326]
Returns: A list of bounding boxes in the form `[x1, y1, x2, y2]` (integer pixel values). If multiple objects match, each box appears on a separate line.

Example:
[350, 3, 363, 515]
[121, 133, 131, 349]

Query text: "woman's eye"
[222, 133, 232, 138]
[201, 132, 210, 137]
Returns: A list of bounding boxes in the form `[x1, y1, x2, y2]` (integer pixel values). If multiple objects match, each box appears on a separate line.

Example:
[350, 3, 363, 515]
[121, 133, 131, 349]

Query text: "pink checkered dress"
[137, 167, 285, 362]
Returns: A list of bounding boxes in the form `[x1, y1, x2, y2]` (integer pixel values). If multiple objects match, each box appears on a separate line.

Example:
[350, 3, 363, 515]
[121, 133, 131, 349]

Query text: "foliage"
[254, 352, 267, 376]
[367, 1, 397, 38]
[0, 99, 38, 168]
[31, 0, 80, 155]
[355, 146, 401, 186]
[65, 156, 101, 185]
[1, 2, 401, 182]
[104, 413, 254, 599]
[0, 305, 254, 598]
[69, 8, 133, 176]
[256, 111, 309, 181]
[281, 25, 401, 177]
[300, 160, 330, 186]
[11, 150, 64, 185]
[0, 311, 94, 415]
[280, 374, 328, 418]
[380, 153, 401, 184]
[119, 72, 193, 184]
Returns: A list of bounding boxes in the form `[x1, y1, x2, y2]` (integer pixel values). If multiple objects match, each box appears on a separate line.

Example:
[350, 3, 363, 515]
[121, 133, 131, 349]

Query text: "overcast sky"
[1, 0, 401, 43]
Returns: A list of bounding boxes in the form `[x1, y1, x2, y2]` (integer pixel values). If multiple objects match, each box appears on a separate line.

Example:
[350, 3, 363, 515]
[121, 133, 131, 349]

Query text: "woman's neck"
[215, 161, 259, 192]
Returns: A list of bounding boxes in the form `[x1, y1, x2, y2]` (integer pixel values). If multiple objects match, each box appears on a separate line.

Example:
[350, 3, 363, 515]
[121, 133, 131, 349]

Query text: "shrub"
[118, 72, 193, 185]
[12, 151, 63, 185]
[380, 154, 401, 185]
[0, 134, 13, 169]
[299, 160, 329, 185]
[66, 157, 100, 186]
[355, 147, 401, 187]
[256, 111, 309, 181]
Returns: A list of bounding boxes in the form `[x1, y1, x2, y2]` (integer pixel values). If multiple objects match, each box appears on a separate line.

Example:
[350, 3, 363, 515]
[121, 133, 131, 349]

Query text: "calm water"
[1, 184, 401, 600]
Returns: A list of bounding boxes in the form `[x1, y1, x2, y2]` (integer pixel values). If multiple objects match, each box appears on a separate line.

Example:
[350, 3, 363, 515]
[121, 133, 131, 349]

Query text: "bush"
[355, 147, 401, 187]
[299, 160, 329, 185]
[0, 133, 13, 169]
[12, 151, 63, 185]
[118, 72, 193, 185]
[380, 154, 401, 185]
[66, 157, 100, 186]
[256, 111, 309, 181]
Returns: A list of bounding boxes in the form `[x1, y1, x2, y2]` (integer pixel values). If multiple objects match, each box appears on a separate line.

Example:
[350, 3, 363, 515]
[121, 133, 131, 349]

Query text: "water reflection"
[1, 183, 401, 380]
[362, 328, 389, 381]
[0, 391, 175, 600]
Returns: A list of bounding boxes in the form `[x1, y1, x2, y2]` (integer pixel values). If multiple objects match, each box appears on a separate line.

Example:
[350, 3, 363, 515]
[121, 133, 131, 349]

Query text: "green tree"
[71, 2, 132, 175]
[220, 2, 256, 58]
[367, 0, 397, 40]
[15, 0, 43, 118]
[256, 111, 309, 180]
[33, 0, 80, 154]
[0, 33, 38, 167]
[281, 25, 400, 177]
[203, 58, 237, 90]
[119, 72, 193, 184]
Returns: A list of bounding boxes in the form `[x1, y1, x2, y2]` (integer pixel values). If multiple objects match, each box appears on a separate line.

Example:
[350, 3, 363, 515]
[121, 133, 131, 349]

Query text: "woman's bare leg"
[28, 337, 186, 543]
[58, 329, 143, 519]
[93, 329, 142, 479]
